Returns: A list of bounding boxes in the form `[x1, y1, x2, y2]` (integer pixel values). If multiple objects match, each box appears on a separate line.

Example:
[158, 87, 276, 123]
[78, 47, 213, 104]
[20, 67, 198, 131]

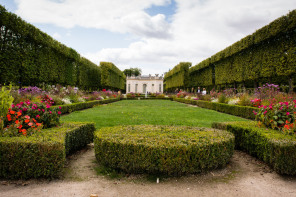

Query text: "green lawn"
[61, 100, 249, 129]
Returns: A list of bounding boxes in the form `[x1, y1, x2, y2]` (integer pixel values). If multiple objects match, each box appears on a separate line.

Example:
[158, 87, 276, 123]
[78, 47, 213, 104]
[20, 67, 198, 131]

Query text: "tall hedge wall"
[164, 62, 191, 91]
[189, 10, 296, 90]
[0, 5, 110, 91]
[100, 62, 126, 90]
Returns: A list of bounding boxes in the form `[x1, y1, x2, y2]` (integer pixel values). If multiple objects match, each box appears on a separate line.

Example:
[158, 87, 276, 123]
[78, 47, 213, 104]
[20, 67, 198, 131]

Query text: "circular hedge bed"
[94, 125, 235, 175]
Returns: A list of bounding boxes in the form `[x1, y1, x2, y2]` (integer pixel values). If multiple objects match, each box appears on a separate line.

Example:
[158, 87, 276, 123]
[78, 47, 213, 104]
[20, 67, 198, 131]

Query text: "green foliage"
[0, 122, 95, 179]
[0, 85, 13, 129]
[218, 93, 228, 104]
[188, 10, 296, 89]
[164, 62, 191, 90]
[94, 125, 234, 175]
[123, 68, 142, 77]
[173, 98, 257, 119]
[0, 5, 100, 90]
[212, 121, 296, 175]
[100, 62, 126, 90]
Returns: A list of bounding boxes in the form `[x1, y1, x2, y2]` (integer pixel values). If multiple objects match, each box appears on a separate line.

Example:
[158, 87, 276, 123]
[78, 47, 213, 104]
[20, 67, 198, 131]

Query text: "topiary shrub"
[94, 125, 234, 175]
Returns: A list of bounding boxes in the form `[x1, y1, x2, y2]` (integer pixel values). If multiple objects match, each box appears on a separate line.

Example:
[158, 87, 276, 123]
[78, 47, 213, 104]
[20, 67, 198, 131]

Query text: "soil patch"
[1, 144, 296, 197]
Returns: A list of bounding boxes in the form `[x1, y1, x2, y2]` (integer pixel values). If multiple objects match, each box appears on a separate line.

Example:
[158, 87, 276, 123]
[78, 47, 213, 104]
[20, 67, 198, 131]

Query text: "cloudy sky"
[0, 0, 294, 75]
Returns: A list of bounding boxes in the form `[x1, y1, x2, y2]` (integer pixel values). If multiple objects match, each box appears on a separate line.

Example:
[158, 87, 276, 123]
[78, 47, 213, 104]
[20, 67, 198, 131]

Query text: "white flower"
[62, 98, 72, 104]
[78, 97, 85, 103]
[212, 98, 218, 103]
[228, 98, 240, 105]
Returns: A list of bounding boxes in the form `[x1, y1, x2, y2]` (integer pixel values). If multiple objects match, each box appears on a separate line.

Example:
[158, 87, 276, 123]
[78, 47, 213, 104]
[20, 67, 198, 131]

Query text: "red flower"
[25, 119, 30, 123]
[10, 110, 15, 115]
[102, 89, 106, 92]
[17, 111, 22, 117]
[7, 114, 12, 121]
[15, 120, 20, 124]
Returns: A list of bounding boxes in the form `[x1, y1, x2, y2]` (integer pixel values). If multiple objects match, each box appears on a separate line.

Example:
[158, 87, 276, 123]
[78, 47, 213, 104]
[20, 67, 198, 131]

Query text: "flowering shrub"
[2, 100, 61, 136]
[126, 92, 136, 98]
[41, 94, 54, 105]
[251, 99, 262, 107]
[255, 100, 296, 135]
[254, 83, 280, 100]
[176, 92, 188, 98]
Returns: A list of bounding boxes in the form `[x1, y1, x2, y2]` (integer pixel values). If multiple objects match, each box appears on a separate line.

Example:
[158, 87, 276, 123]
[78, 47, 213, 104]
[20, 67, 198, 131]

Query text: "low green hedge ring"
[94, 125, 235, 175]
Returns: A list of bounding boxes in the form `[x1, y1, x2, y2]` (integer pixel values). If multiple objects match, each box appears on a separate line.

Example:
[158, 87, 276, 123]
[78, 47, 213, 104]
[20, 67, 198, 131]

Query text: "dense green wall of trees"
[164, 62, 191, 91]
[100, 62, 126, 90]
[189, 10, 296, 91]
[0, 5, 125, 91]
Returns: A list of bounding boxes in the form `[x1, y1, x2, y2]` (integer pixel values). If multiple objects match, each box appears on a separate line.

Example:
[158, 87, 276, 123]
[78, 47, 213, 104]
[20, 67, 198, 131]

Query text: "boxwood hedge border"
[0, 122, 95, 179]
[212, 121, 296, 175]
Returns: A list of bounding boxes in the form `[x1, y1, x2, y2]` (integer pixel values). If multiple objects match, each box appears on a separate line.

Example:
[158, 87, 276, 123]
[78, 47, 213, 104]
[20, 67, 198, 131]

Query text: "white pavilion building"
[126, 74, 164, 94]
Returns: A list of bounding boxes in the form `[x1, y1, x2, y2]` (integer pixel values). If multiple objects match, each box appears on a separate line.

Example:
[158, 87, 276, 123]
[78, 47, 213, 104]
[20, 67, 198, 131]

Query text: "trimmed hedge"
[52, 98, 120, 114]
[120, 97, 173, 101]
[100, 62, 126, 90]
[164, 62, 191, 91]
[0, 5, 102, 90]
[173, 98, 257, 119]
[0, 122, 95, 179]
[212, 121, 296, 175]
[94, 125, 234, 175]
[187, 10, 296, 90]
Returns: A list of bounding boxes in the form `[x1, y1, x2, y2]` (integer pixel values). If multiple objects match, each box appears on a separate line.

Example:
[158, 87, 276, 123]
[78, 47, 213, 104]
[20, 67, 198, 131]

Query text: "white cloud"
[15, 0, 172, 38]
[15, 0, 295, 75]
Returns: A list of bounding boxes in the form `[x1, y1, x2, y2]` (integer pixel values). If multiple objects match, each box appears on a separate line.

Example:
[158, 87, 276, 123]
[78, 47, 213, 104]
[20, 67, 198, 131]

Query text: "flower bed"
[94, 125, 234, 175]
[52, 97, 120, 114]
[212, 121, 296, 175]
[0, 122, 95, 179]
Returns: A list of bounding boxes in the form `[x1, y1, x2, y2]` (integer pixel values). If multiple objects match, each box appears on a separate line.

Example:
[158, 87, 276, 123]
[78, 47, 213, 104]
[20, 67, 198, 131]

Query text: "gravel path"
[1, 144, 296, 197]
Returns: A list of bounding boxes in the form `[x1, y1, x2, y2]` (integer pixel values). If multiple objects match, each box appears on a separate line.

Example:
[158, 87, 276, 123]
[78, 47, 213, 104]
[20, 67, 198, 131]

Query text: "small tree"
[124, 68, 142, 77]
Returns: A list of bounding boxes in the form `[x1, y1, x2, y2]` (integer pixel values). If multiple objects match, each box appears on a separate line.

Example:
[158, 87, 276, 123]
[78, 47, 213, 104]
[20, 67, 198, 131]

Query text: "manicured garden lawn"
[61, 100, 249, 128]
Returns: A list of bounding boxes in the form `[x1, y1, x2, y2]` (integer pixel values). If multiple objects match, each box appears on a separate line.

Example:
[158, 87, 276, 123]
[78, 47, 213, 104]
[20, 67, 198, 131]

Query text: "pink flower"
[36, 115, 40, 119]
[286, 112, 290, 115]
[42, 109, 45, 112]
[49, 111, 52, 114]
[263, 111, 267, 115]
[59, 106, 62, 110]
[46, 104, 50, 109]
[38, 109, 41, 111]
[263, 106, 267, 109]
[58, 111, 61, 115]
[284, 102, 289, 106]
[11, 104, 15, 108]
[253, 110, 257, 115]
[25, 115, 30, 119]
